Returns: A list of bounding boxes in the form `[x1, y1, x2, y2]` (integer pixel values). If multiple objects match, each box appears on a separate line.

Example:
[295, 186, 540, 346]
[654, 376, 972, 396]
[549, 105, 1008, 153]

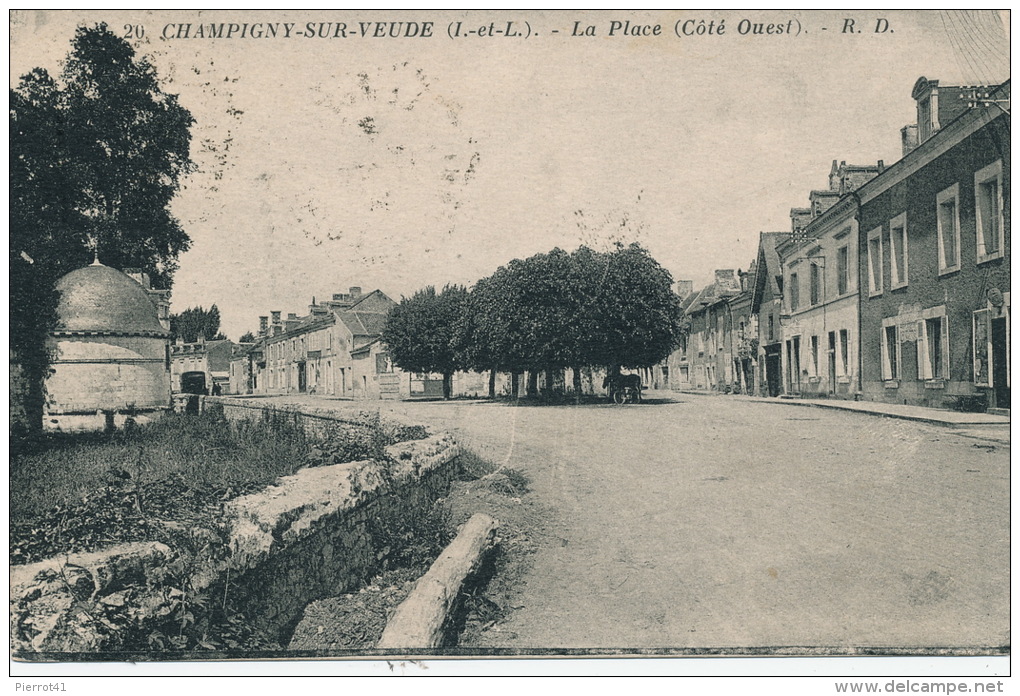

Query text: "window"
[918, 96, 933, 141]
[810, 335, 820, 376]
[836, 245, 850, 296]
[768, 314, 775, 342]
[867, 227, 883, 296]
[839, 329, 850, 376]
[889, 213, 908, 288]
[975, 160, 1004, 262]
[881, 323, 900, 380]
[789, 272, 800, 311]
[973, 309, 992, 386]
[917, 311, 949, 380]
[809, 262, 822, 306]
[936, 184, 961, 274]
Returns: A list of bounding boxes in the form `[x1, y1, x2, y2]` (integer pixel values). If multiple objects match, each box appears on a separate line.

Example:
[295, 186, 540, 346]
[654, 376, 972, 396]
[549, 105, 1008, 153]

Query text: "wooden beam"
[377, 513, 499, 649]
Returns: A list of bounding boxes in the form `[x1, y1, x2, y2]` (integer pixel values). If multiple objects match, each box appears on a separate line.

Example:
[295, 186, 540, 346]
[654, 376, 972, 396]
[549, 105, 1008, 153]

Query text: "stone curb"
[674, 390, 1009, 429]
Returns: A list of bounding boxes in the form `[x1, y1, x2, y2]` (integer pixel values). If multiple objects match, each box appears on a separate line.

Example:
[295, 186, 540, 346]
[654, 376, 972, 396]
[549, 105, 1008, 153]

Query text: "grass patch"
[11, 411, 309, 522]
[10, 409, 417, 565]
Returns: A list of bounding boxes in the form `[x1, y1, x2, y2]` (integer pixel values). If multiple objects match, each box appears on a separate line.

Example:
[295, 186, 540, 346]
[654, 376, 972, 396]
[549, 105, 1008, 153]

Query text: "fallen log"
[377, 513, 499, 649]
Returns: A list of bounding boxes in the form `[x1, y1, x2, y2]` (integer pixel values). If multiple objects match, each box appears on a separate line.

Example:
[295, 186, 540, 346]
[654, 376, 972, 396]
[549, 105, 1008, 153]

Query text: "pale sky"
[10, 10, 1010, 340]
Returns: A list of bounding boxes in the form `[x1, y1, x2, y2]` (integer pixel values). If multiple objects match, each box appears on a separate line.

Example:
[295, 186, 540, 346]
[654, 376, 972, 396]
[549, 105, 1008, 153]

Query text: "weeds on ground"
[10, 409, 407, 565]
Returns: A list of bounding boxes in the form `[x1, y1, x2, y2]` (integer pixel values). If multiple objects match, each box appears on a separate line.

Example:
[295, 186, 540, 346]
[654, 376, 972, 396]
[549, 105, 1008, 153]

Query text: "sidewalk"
[674, 388, 1009, 434]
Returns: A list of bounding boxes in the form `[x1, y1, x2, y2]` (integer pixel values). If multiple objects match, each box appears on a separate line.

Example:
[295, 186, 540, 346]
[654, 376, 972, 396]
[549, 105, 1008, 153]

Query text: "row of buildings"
[663, 77, 1010, 413]
[167, 287, 405, 400]
[207, 286, 504, 401]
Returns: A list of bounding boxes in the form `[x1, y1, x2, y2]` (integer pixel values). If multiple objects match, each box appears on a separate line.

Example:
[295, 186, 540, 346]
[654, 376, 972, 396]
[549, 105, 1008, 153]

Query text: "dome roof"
[54, 262, 167, 336]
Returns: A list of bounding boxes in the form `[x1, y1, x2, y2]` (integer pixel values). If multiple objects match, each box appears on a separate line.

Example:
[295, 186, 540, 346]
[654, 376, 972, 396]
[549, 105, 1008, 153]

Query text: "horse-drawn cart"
[603, 373, 642, 404]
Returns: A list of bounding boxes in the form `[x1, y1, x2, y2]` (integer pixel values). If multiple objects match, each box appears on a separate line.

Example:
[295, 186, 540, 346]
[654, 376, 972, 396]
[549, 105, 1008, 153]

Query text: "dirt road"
[265, 392, 1010, 651]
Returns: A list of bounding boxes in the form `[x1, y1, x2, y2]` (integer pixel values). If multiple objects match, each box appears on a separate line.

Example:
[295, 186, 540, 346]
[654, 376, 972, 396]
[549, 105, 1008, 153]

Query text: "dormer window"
[912, 77, 940, 143]
[918, 96, 933, 141]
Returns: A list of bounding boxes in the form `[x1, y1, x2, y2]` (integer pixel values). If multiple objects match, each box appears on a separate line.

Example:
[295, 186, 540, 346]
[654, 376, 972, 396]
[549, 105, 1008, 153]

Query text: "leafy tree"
[383, 285, 470, 399]
[10, 23, 194, 433]
[577, 242, 685, 371]
[466, 243, 683, 399]
[170, 305, 225, 343]
[238, 332, 257, 344]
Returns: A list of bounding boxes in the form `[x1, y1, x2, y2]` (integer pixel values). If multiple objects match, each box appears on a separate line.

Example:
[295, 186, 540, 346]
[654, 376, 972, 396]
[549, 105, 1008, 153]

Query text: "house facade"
[171, 337, 236, 394]
[778, 161, 881, 399]
[856, 78, 1010, 410]
[685, 270, 742, 391]
[233, 287, 406, 400]
[751, 232, 790, 397]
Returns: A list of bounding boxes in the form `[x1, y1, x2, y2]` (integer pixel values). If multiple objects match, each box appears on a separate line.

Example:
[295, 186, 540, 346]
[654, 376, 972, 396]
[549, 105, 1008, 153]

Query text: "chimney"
[287, 312, 297, 321]
[259, 316, 269, 336]
[349, 286, 362, 298]
[271, 310, 282, 325]
[809, 190, 839, 218]
[790, 208, 812, 233]
[714, 269, 737, 290]
[675, 280, 694, 298]
[332, 293, 346, 302]
[901, 124, 919, 157]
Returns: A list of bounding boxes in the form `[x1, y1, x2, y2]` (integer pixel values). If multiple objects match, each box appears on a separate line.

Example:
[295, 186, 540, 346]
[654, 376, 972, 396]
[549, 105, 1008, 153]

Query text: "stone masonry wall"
[11, 400, 459, 656]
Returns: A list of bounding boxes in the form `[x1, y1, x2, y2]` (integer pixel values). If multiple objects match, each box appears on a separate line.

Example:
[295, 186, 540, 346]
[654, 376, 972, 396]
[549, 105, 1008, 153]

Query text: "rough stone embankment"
[10, 404, 460, 657]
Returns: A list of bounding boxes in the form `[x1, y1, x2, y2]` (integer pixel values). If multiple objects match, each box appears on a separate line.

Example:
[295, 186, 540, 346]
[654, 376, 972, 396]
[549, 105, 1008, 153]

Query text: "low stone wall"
[10, 401, 460, 657]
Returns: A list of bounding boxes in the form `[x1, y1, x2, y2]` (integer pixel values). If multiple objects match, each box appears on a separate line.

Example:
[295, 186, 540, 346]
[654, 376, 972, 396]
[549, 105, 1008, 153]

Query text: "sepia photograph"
[8, 9, 1010, 684]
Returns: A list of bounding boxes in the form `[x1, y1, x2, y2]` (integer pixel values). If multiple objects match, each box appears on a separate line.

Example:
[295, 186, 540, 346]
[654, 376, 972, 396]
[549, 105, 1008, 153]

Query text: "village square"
[8, 10, 1010, 675]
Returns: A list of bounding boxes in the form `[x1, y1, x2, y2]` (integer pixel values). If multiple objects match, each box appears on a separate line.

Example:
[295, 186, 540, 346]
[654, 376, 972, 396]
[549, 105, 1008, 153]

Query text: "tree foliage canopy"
[466, 243, 683, 374]
[170, 305, 225, 344]
[384, 243, 684, 396]
[383, 285, 470, 375]
[11, 23, 195, 287]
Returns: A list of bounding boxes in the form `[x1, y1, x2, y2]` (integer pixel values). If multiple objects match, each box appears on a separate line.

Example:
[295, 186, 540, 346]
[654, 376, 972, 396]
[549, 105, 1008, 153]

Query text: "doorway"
[827, 331, 837, 395]
[992, 317, 1010, 408]
[765, 345, 782, 397]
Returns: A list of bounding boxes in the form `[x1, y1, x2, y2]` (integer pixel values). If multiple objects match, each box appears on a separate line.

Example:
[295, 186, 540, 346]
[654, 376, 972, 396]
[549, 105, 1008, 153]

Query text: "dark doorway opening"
[991, 317, 1009, 409]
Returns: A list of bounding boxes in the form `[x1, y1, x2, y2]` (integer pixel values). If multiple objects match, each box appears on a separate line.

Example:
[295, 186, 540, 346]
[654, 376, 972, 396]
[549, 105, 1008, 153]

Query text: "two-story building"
[750, 232, 790, 397]
[856, 78, 1010, 410]
[778, 161, 882, 398]
[685, 270, 743, 391]
[238, 287, 404, 400]
[170, 337, 236, 395]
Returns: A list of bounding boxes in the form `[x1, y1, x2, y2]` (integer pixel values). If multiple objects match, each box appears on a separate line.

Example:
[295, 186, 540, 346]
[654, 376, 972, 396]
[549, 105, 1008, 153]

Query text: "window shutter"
[917, 321, 929, 380]
[941, 317, 950, 381]
[881, 328, 890, 380]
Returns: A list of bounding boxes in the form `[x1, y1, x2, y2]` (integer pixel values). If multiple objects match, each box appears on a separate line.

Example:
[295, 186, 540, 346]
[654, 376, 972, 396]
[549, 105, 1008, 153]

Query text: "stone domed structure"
[45, 260, 172, 431]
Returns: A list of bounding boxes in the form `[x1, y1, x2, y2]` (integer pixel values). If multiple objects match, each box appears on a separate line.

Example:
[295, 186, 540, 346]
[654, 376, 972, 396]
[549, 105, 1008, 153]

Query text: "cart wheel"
[613, 389, 627, 404]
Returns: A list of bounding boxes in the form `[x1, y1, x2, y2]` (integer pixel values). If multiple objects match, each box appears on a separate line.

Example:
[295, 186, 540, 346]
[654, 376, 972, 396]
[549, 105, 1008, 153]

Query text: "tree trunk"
[510, 371, 520, 399]
[573, 365, 583, 404]
[526, 371, 538, 396]
[443, 372, 453, 400]
[488, 369, 496, 399]
[544, 367, 556, 393]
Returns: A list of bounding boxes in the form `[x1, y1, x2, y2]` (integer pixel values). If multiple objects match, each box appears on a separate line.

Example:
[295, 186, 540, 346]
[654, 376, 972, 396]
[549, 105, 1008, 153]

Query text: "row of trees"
[382, 243, 685, 399]
[11, 24, 194, 433]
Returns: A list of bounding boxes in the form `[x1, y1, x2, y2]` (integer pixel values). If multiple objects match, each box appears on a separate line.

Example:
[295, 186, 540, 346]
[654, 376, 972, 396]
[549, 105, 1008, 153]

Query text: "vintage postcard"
[9, 9, 1010, 684]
